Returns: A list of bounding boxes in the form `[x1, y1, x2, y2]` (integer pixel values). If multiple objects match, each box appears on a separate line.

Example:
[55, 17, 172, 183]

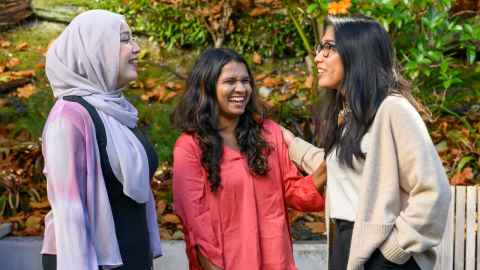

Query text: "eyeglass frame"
[314, 42, 337, 58]
[120, 32, 137, 44]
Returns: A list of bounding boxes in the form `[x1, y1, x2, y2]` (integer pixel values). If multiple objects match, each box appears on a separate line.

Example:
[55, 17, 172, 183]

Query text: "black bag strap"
[63, 95, 118, 182]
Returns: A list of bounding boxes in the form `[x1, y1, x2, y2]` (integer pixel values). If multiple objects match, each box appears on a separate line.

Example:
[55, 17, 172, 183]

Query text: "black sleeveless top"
[64, 96, 158, 270]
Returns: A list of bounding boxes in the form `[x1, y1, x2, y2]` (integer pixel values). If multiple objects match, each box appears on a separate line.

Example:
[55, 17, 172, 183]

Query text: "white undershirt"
[326, 131, 371, 221]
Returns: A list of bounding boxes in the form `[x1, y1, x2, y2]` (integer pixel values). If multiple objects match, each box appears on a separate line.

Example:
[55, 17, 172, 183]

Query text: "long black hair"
[318, 15, 419, 169]
[172, 48, 270, 191]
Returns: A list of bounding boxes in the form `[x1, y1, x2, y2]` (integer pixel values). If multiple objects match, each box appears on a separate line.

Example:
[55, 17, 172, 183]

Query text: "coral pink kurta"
[173, 120, 324, 270]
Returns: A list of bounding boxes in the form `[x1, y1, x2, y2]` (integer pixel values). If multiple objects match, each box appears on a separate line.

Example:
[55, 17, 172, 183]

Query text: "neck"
[218, 115, 238, 135]
[218, 115, 240, 151]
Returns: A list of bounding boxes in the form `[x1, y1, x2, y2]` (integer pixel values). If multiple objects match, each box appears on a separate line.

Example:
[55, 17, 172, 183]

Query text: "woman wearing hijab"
[40, 10, 162, 270]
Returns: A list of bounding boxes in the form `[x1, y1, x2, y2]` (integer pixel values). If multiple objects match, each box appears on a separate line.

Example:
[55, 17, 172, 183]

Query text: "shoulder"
[45, 99, 93, 131]
[261, 119, 282, 137]
[174, 133, 200, 153]
[371, 95, 430, 143]
[377, 95, 418, 116]
[375, 95, 423, 124]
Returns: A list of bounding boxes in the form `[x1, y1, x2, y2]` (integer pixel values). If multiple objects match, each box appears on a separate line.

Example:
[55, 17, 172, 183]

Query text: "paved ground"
[0, 237, 327, 270]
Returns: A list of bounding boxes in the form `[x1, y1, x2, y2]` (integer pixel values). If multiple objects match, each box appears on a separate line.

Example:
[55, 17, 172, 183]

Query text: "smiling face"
[117, 21, 140, 88]
[215, 61, 252, 125]
[315, 26, 344, 90]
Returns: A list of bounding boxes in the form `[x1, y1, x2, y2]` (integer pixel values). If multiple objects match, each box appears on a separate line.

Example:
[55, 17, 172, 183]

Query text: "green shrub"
[127, 94, 179, 163]
[227, 12, 311, 58]
[89, 0, 308, 58]
[349, 0, 479, 98]
[91, 0, 209, 49]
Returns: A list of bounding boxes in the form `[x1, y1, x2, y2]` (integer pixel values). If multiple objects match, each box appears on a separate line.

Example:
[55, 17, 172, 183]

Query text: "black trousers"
[42, 254, 56, 270]
[329, 219, 421, 270]
[42, 254, 101, 270]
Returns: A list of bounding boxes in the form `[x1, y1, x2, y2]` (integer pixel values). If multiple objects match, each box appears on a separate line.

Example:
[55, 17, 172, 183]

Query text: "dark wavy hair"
[172, 48, 271, 192]
[317, 15, 420, 170]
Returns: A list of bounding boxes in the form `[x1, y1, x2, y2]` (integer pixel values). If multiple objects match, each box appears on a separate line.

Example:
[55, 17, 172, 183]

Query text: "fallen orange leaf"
[161, 213, 181, 224]
[162, 91, 177, 102]
[6, 58, 20, 69]
[160, 229, 173, 240]
[252, 52, 262, 65]
[30, 200, 50, 209]
[0, 98, 8, 108]
[305, 222, 326, 234]
[145, 78, 159, 89]
[450, 167, 474, 185]
[11, 70, 35, 78]
[0, 40, 11, 48]
[16, 42, 29, 50]
[256, 73, 267, 81]
[262, 76, 283, 88]
[16, 84, 35, 98]
[288, 209, 304, 223]
[249, 7, 270, 17]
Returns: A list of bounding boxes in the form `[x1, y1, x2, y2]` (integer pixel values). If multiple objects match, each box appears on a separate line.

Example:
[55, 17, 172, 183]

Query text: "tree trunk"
[0, 78, 31, 95]
[452, 0, 480, 16]
[0, 0, 33, 27]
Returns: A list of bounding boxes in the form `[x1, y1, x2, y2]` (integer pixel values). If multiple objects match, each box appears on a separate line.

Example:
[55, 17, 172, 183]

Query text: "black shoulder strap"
[63, 95, 118, 182]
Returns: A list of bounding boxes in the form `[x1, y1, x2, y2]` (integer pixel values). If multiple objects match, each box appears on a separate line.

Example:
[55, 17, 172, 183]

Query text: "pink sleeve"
[273, 123, 325, 212]
[172, 139, 224, 269]
[43, 115, 99, 270]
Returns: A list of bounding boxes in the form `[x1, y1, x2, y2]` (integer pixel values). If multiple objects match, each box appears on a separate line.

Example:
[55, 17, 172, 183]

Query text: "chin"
[318, 82, 335, 90]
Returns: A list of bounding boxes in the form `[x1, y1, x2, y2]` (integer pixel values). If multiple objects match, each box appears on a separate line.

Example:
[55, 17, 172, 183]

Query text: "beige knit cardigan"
[288, 95, 451, 270]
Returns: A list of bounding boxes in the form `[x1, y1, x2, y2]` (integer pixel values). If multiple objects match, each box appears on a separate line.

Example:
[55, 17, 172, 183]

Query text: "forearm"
[288, 137, 324, 174]
[311, 162, 327, 194]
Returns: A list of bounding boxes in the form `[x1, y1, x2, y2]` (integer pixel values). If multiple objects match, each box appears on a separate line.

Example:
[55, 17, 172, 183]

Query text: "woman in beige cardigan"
[282, 15, 451, 270]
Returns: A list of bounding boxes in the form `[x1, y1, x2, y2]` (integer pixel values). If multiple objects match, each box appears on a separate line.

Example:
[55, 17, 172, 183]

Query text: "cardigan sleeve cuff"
[288, 137, 312, 166]
[379, 231, 411, 265]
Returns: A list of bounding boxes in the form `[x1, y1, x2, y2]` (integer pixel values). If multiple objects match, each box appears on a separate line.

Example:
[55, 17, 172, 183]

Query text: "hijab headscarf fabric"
[46, 9, 151, 203]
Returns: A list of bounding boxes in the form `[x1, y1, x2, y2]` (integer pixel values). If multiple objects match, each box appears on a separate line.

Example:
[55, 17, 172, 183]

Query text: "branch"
[0, 78, 31, 94]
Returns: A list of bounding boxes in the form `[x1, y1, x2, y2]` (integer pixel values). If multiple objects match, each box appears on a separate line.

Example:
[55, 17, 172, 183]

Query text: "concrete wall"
[0, 237, 327, 270]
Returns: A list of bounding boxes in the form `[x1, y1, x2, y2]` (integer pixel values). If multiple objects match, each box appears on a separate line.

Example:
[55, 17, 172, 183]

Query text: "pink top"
[173, 120, 324, 270]
[41, 100, 162, 270]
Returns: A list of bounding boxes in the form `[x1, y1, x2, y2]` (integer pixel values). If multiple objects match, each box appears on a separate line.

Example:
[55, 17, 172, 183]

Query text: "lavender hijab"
[46, 10, 151, 203]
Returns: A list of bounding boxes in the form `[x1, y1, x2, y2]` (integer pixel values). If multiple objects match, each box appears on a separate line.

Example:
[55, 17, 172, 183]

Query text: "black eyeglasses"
[315, 42, 337, 57]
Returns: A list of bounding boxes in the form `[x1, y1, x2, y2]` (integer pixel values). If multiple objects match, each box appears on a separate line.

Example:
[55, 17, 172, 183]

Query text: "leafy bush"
[128, 94, 179, 163]
[227, 12, 311, 58]
[350, 0, 480, 97]
[89, 0, 309, 58]
[91, 0, 209, 49]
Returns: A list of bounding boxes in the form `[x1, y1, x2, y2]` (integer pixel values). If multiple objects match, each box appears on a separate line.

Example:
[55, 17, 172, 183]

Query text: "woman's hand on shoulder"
[280, 125, 295, 147]
[312, 161, 327, 194]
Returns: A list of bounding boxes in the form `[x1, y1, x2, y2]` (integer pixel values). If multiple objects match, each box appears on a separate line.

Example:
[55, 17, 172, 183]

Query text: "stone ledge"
[0, 223, 12, 239]
[0, 237, 327, 269]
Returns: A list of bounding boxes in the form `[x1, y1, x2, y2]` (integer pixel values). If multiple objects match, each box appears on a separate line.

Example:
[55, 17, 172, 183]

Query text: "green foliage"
[2, 91, 54, 141]
[128, 95, 179, 163]
[90, 0, 209, 49]
[349, 0, 479, 95]
[228, 12, 310, 58]
[15, 92, 53, 139]
[89, 0, 307, 58]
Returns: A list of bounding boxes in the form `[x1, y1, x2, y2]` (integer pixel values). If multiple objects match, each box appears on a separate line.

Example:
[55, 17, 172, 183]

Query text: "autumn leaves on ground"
[0, 0, 479, 240]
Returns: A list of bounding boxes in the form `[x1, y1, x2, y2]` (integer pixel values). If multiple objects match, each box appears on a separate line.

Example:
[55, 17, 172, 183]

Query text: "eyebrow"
[221, 75, 250, 81]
